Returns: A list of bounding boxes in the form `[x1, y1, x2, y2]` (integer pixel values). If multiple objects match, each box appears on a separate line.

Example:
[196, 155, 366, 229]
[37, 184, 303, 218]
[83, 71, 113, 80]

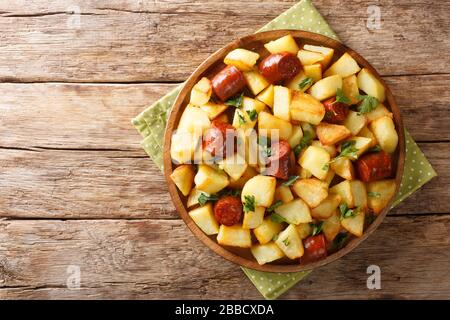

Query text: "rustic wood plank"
[0, 75, 448, 153]
[0, 215, 448, 299]
[0, 0, 448, 82]
[0, 142, 445, 219]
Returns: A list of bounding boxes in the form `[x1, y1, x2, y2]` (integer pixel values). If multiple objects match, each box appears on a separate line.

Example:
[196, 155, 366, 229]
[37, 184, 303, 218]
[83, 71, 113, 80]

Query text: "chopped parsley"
[198, 193, 219, 206]
[247, 109, 258, 121]
[225, 92, 244, 108]
[310, 221, 324, 236]
[238, 112, 247, 125]
[368, 192, 381, 198]
[299, 77, 313, 90]
[267, 200, 283, 214]
[282, 237, 291, 247]
[356, 94, 379, 114]
[243, 195, 256, 213]
[270, 213, 288, 224]
[339, 203, 359, 220]
[330, 232, 350, 252]
[332, 88, 351, 105]
[283, 175, 299, 186]
[368, 145, 382, 153]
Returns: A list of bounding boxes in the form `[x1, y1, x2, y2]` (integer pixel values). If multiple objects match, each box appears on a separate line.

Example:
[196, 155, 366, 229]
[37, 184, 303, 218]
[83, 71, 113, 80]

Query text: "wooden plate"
[163, 30, 405, 272]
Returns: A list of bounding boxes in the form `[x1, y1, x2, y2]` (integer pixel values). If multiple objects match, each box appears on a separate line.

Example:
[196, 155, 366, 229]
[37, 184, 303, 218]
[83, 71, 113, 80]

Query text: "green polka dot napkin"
[132, 0, 437, 300]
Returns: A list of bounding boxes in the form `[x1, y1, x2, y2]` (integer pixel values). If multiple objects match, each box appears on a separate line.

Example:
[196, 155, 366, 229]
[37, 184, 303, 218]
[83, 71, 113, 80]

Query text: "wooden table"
[0, 0, 449, 300]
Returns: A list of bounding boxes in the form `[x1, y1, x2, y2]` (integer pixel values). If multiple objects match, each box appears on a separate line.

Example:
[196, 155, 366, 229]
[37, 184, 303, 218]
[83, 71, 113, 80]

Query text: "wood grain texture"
[0, 0, 449, 82]
[0, 0, 448, 300]
[0, 74, 448, 153]
[0, 142, 446, 219]
[0, 215, 448, 299]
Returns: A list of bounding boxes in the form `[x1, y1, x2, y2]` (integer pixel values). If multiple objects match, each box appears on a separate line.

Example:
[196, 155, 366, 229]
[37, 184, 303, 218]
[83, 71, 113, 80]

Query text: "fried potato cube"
[194, 164, 229, 194]
[275, 224, 305, 259]
[190, 77, 212, 106]
[322, 210, 341, 242]
[256, 84, 275, 108]
[170, 164, 195, 196]
[303, 44, 334, 68]
[290, 91, 325, 125]
[274, 199, 312, 225]
[258, 111, 293, 140]
[311, 193, 342, 220]
[292, 178, 329, 208]
[316, 123, 352, 146]
[189, 203, 220, 235]
[369, 116, 399, 154]
[241, 175, 276, 208]
[357, 68, 385, 102]
[324, 52, 361, 78]
[224, 48, 260, 71]
[309, 75, 343, 101]
[275, 185, 294, 204]
[243, 206, 265, 229]
[330, 157, 355, 180]
[330, 180, 354, 207]
[251, 242, 285, 265]
[344, 111, 367, 136]
[217, 225, 252, 248]
[367, 179, 397, 214]
[243, 70, 270, 95]
[299, 145, 330, 180]
[341, 208, 365, 237]
[254, 217, 283, 245]
[264, 34, 300, 55]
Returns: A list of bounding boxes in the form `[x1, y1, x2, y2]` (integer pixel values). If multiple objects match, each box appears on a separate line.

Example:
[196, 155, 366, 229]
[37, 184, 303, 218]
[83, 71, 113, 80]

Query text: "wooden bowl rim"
[163, 30, 405, 273]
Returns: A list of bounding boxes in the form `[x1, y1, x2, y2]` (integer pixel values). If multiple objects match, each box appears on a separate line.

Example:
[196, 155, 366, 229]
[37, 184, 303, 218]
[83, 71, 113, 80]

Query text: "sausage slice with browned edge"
[259, 52, 302, 84]
[211, 65, 247, 101]
[214, 196, 243, 226]
[323, 97, 349, 124]
[203, 120, 236, 158]
[264, 140, 294, 180]
[356, 151, 392, 182]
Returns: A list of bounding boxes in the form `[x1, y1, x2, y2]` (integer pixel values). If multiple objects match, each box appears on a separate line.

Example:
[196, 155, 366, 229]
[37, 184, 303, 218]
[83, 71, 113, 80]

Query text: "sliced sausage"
[323, 97, 349, 124]
[214, 196, 243, 226]
[300, 234, 328, 264]
[356, 151, 392, 182]
[211, 65, 247, 101]
[259, 52, 302, 84]
[203, 120, 236, 158]
[264, 140, 292, 180]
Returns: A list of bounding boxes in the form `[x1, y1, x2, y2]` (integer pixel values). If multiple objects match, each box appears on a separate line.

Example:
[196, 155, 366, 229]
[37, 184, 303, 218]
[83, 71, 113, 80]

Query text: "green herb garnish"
[299, 77, 313, 90]
[270, 213, 288, 224]
[225, 92, 244, 108]
[311, 221, 324, 236]
[272, 234, 279, 241]
[267, 200, 283, 214]
[322, 163, 330, 171]
[326, 140, 359, 168]
[356, 94, 379, 114]
[332, 88, 351, 105]
[283, 175, 299, 186]
[330, 232, 350, 252]
[238, 112, 247, 125]
[293, 131, 314, 157]
[198, 193, 219, 206]
[339, 203, 359, 220]
[247, 109, 258, 121]
[243, 195, 256, 213]
[368, 192, 381, 198]
[368, 145, 382, 153]
[282, 237, 291, 247]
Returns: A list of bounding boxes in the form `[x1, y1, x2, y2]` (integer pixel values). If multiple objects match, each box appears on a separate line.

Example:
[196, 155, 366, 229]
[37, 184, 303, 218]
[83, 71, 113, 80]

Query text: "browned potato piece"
[316, 123, 351, 146]
[367, 179, 397, 214]
[292, 178, 328, 208]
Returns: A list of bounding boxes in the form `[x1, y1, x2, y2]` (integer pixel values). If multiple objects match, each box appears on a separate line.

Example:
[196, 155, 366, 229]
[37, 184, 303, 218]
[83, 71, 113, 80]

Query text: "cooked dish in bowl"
[165, 31, 403, 271]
